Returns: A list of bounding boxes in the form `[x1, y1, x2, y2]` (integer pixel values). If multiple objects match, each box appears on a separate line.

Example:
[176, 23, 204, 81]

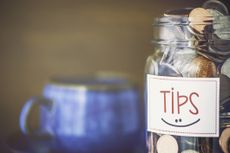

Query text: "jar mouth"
[152, 15, 230, 45]
[153, 15, 230, 27]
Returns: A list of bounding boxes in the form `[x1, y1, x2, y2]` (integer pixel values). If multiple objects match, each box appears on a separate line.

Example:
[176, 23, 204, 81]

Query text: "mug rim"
[46, 72, 138, 91]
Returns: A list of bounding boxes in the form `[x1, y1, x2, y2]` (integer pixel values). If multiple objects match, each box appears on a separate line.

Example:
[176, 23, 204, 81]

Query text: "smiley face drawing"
[161, 117, 200, 127]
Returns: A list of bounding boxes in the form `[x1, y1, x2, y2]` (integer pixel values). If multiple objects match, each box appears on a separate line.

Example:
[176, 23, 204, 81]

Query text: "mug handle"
[19, 96, 53, 135]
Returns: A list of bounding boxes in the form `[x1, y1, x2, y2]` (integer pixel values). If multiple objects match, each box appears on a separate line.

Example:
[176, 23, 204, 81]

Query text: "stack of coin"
[159, 1, 230, 64]
[147, 133, 216, 153]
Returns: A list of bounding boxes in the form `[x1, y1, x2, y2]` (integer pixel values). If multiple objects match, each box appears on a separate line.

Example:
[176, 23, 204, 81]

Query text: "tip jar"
[145, 6, 230, 153]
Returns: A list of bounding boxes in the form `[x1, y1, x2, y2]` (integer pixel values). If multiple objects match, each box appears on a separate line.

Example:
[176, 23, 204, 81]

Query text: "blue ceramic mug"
[19, 74, 142, 152]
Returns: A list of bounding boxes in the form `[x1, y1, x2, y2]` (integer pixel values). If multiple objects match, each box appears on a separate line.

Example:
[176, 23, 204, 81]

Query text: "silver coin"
[145, 56, 159, 75]
[181, 149, 199, 153]
[183, 26, 195, 40]
[157, 16, 197, 41]
[209, 45, 230, 56]
[173, 48, 197, 77]
[213, 16, 230, 31]
[206, 8, 224, 41]
[221, 58, 230, 78]
[158, 24, 188, 41]
[221, 97, 230, 115]
[210, 36, 230, 59]
[212, 37, 230, 51]
[207, 8, 224, 17]
[220, 74, 230, 105]
[221, 96, 230, 110]
[147, 133, 154, 153]
[145, 49, 163, 75]
[203, 0, 229, 15]
[158, 63, 182, 77]
[214, 17, 230, 39]
[179, 137, 200, 150]
[156, 135, 178, 153]
[197, 51, 225, 63]
[215, 32, 230, 40]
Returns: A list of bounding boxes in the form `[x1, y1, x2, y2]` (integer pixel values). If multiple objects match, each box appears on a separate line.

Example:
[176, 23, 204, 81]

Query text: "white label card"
[147, 74, 220, 137]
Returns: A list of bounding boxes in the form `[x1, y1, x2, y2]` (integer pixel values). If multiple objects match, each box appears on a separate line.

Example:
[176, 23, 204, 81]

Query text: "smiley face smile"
[161, 118, 200, 127]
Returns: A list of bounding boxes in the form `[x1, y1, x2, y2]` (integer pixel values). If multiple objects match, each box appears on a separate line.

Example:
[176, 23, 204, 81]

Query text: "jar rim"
[153, 15, 230, 26]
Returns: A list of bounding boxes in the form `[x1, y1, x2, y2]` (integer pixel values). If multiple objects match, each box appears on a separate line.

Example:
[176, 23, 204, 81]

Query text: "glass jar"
[145, 15, 230, 153]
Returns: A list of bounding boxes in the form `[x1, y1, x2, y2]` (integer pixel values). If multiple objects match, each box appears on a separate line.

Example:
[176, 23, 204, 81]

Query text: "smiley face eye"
[175, 118, 182, 123]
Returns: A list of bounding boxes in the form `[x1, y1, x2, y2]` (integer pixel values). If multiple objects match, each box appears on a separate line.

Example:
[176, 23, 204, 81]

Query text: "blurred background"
[0, 0, 205, 139]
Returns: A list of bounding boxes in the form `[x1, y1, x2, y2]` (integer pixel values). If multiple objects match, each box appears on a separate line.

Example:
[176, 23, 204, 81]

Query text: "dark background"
[0, 0, 205, 139]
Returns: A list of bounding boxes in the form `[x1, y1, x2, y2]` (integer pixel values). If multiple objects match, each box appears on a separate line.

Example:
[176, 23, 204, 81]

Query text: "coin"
[221, 58, 230, 78]
[173, 48, 197, 77]
[213, 17, 230, 40]
[207, 9, 224, 17]
[147, 133, 154, 153]
[158, 25, 185, 41]
[209, 45, 230, 56]
[156, 135, 178, 153]
[215, 32, 230, 40]
[203, 0, 229, 15]
[147, 132, 159, 153]
[200, 138, 213, 153]
[158, 63, 182, 77]
[219, 128, 230, 153]
[164, 8, 194, 17]
[212, 34, 230, 52]
[219, 74, 230, 105]
[145, 55, 159, 75]
[156, 16, 191, 41]
[179, 136, 200, 151]
[189, 55, 217, 77]
[213, 16, 230, 29]
[187, 25, 206, 39]
[181, 149, 199, 153]
[189, 8, 213, 34]
[213, 137, 224, 153]
[198, 51, 227, 63]
[221, 97, 230, 113]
